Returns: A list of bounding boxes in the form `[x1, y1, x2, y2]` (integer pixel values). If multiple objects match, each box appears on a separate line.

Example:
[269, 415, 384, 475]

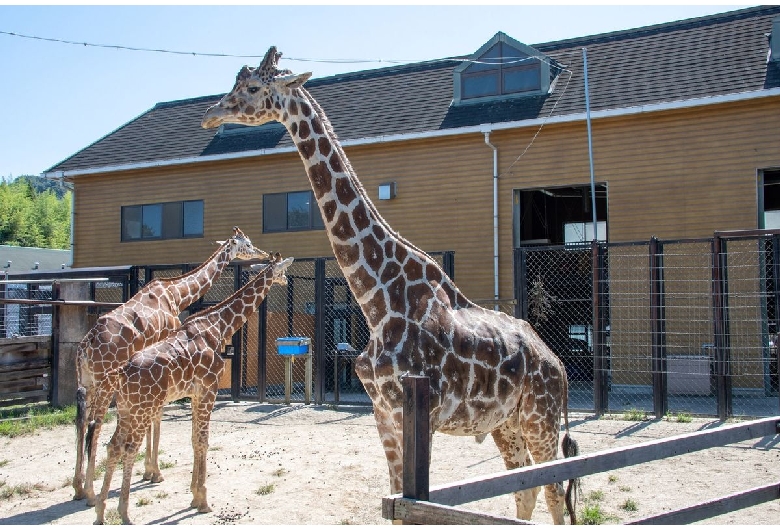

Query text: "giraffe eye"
[247, 86, 260, 94]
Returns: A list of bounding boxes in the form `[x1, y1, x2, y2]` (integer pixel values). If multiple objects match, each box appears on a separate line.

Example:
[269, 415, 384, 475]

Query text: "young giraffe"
[93, 253, 293, 525]
[202, 48, 579, 524]
[74, 227, 267, 506]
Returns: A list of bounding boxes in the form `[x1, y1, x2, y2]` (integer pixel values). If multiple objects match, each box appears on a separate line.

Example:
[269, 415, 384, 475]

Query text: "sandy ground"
[0, 401, 778, 525]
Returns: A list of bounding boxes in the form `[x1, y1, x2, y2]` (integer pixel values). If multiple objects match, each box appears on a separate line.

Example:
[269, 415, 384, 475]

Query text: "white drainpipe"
[484, 132, 499, 310]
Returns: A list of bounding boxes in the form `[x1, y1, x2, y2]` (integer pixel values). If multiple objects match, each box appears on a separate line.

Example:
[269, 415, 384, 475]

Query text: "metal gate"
[515, 231, 780, 419]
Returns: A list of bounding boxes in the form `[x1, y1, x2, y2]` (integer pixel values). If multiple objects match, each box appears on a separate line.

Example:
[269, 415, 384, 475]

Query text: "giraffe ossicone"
[202, 48, 580, 524]
[73, 227, 267, 506]
[93, 253, 292, 525]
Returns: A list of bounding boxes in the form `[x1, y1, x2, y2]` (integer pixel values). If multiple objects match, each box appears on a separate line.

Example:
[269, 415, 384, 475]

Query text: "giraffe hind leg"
[73, 386, 87, 500]
[522, 416, 566, 524]
[490, 419, 540, 521]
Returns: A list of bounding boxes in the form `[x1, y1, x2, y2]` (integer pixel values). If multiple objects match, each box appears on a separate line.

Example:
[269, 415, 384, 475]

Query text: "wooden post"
[402, 375, 430, 504]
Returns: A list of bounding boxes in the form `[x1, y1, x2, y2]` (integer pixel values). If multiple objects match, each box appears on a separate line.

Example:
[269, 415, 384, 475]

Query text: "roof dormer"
[453, 32, 554, 105]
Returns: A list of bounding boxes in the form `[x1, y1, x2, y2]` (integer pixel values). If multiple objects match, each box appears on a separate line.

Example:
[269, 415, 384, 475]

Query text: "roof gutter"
[43, 87, 780, 180]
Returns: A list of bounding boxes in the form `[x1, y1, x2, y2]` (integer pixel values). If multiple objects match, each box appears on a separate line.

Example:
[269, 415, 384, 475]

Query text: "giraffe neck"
[280, 87, 470, 328]
[167, 242, 232, 311]
[183, 263, 275, 344]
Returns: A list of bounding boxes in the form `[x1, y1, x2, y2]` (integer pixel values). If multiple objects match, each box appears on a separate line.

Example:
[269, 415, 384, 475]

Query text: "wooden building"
[41, 7, 780, 403]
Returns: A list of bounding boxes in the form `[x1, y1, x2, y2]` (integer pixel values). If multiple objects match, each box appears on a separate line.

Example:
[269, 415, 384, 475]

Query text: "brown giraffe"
[93, 253, 293, 525]
[74, 227, 267, 506]
[202, 48, 580, 524]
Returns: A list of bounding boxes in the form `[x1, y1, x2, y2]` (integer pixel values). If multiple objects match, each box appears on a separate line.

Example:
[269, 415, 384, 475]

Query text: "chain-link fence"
[516, 232, 780, 419]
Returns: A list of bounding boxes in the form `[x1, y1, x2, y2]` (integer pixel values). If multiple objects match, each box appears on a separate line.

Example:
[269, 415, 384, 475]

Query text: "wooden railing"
[382, 376, 780, 525]
[0, 336, 52, 406]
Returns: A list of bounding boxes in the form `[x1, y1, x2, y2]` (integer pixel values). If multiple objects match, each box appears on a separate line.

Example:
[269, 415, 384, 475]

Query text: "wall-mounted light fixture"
[378, 182, 397, 200]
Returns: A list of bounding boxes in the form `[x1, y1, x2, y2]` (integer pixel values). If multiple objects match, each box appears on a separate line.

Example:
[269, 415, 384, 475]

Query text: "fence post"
[231, 264, 242, 402]
[515, 247, 529, 321]
[592, 241, 608, 415]
[712, 235, 733, 419]
[314, 258, 326, 405]
[649, 237, 667, 419]
[402, 375, 430, 504]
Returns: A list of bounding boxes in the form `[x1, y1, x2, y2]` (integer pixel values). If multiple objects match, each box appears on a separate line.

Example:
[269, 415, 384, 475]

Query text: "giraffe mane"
[298, 85, 469, 305]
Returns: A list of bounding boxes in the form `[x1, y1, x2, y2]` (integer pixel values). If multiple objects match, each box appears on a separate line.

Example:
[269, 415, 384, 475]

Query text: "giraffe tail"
[561, 374, 581, 525]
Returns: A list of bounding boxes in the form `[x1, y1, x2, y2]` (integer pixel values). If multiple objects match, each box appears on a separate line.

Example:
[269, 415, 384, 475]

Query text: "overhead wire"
[2, 28, 582, 176]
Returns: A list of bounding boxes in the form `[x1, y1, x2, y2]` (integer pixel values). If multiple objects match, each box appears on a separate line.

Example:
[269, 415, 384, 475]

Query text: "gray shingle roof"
[48, 5, 780, 174]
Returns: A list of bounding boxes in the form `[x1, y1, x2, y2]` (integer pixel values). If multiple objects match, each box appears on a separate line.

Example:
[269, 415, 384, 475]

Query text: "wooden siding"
[73, 96, 780, 303]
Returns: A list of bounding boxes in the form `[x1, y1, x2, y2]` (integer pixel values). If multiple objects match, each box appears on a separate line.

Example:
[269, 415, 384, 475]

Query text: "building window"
[121, 200, 204, 241]
[454, 32, 552, 105]
[263, 191, 324, 233]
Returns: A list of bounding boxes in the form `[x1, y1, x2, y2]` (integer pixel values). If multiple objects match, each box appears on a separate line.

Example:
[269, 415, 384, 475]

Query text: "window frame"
[453, 32, 552, 105]
[263, 190, 324, 233]
[121, 199, 204, 242]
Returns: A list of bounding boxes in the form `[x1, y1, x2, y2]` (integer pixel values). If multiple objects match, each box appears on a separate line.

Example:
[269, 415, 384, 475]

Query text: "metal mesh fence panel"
[323, 258, 371, 404]
[1, 282, 53, 337]
[520, 245, 595, 411]
[722, 237, 779, 416]
[661, 241, 717, 416]
[261, 259, 317, 403]
[602, 243, 652, 413]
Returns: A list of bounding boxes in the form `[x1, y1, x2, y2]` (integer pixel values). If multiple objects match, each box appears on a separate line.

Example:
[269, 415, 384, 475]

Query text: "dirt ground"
[0, 402, 778, 525]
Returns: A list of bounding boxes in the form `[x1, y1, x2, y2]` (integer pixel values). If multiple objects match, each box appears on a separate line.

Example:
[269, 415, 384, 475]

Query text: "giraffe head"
[201, 47, 312, 129]
[252, 252, 294, 286]
[218, 226, 268, 261]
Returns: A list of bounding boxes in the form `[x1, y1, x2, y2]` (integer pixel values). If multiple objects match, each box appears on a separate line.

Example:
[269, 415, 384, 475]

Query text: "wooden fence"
[382, 376, 780, 525]
[0, 336, 52, 406]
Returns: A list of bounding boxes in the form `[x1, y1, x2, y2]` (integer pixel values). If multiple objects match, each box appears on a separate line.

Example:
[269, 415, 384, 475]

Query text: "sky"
[0, 2, 756, 179]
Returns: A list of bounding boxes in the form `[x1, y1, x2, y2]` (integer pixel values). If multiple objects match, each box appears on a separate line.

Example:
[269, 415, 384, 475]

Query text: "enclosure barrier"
[382, 376, 780, 525]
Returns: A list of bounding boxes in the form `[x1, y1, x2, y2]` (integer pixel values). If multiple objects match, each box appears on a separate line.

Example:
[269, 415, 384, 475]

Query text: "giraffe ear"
[279, 72, 312, 89]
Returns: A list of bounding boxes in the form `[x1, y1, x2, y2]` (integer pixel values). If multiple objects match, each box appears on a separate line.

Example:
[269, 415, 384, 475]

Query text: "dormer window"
[454, 32, 552, 104]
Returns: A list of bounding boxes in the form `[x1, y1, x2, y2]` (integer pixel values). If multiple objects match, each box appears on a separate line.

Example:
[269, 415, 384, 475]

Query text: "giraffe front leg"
[189, 401, 212, 513]
[490, 419, 540, 522]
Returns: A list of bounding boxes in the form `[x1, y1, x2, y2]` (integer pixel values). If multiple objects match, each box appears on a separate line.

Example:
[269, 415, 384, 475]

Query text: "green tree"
[0, 175, 71, 249]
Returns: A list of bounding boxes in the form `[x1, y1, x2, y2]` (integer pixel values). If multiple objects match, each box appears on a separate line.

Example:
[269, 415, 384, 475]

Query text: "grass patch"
[607, 475, 618, 484]
[135, 496, 152, 507]
[256, 483, 275, 496]
[621, 498, 638, 512]
[154, 491, 169, 499]
[159, 460, 175, 470]
[587, 490, 605, 502]
[0, 481, 46, 501]
[672, 411, 692, 423]
[619, 485, 632, 492]
[0, 404, 77, 437]
[272, 467, 287, 477]
[580, 503, 618, 525]
[103, 508, 122, 525]
[0, 459, 8, 468]
[622, 408, 648, 421]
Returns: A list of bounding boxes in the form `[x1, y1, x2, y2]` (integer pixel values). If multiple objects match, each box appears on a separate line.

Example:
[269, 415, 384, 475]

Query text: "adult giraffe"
[74, 227, 267, 506]
[202, 48, 579, 524]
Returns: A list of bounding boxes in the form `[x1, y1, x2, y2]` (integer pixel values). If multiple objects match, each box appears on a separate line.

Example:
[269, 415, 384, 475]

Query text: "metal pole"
[583, 48, 598, 241]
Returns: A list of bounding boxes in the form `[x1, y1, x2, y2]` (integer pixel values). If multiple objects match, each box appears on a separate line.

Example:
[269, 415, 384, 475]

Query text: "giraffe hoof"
[197, 504, 212, 514]
[86, 497, 97, 507]
[151, 474, 164, 484]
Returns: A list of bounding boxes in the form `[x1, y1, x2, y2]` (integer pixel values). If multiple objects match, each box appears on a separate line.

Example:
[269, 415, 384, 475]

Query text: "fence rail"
[383, 376, 780, 525]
